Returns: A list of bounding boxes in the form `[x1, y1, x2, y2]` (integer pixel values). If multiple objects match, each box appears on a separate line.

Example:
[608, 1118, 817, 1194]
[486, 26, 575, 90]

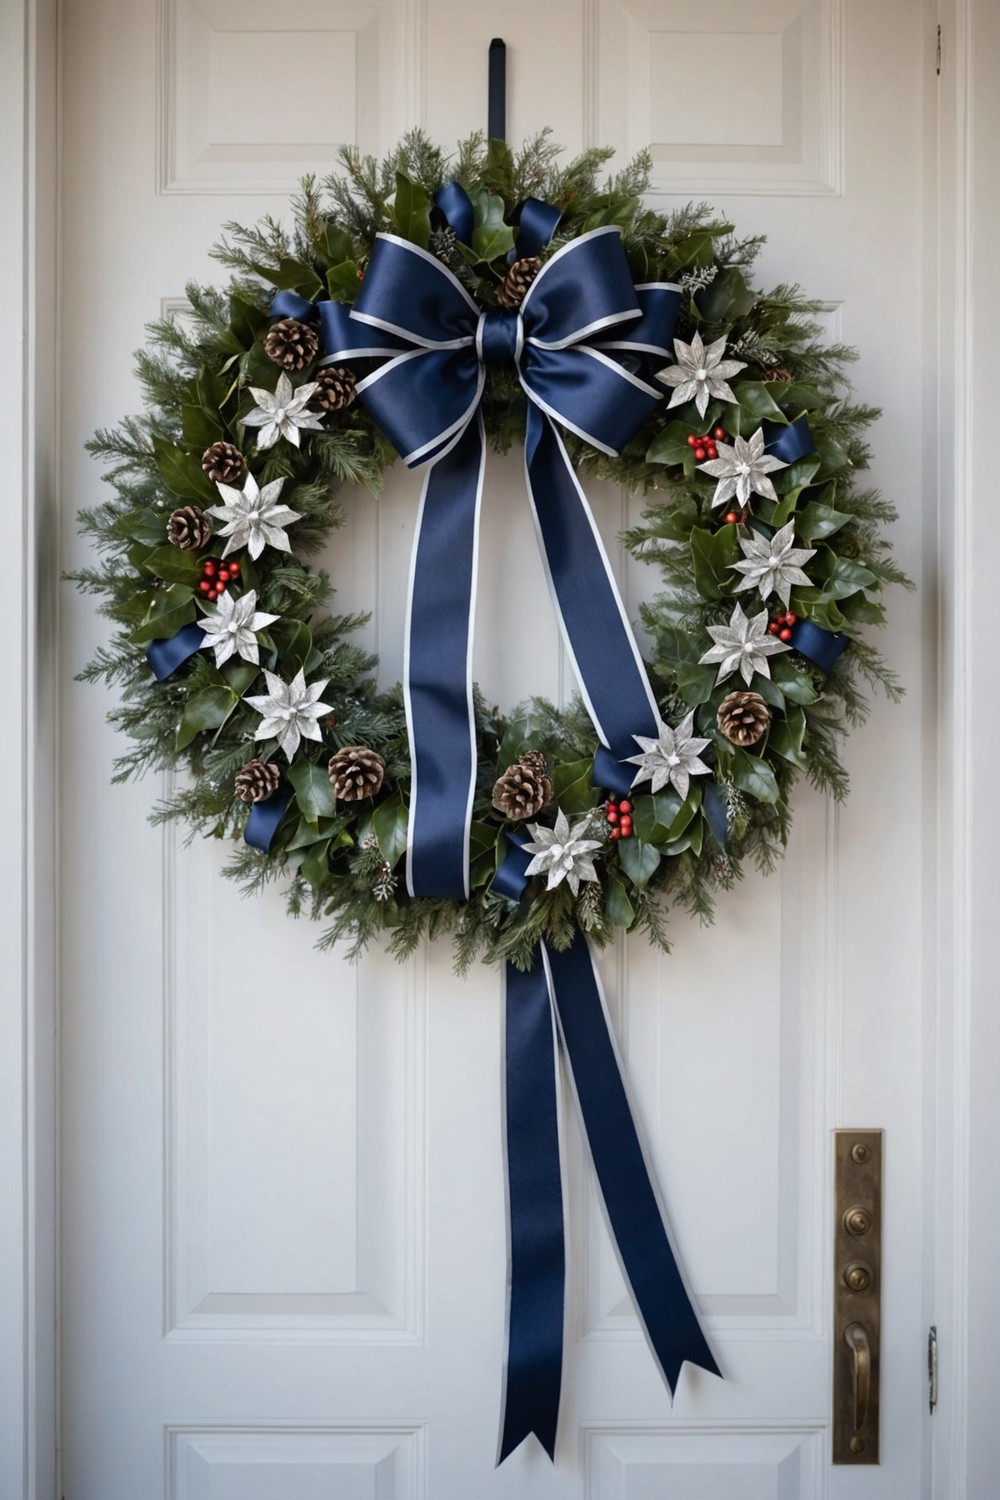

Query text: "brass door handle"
[844, 1322, 871, 1436]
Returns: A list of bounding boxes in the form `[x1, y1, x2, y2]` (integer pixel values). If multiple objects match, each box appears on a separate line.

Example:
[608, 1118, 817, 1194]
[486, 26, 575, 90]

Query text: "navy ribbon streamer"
[319, 218, 681, 896]
[488, 38, 507, 142]
[271, 288, 316, 322]
[790, 618, 849, 672]
[244, 786, 294, 853]
[146, 622, 204, 681]
[764, 413, 816, 465]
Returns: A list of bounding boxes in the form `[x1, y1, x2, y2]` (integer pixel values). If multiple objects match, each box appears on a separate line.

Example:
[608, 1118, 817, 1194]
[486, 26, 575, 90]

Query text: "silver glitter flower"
[241, 371, 326, 450]
[206, 473, 302, 561]
[245, 668, 333, 761]
[698, 428, 788, 509]
[656, 331, 746, 418]
[730, 520, 816, 607]
[626, 710, 712, 800]
[196, 587, 278, 668]
[522, 809, 602, 896]
[699, 602, 791, 686]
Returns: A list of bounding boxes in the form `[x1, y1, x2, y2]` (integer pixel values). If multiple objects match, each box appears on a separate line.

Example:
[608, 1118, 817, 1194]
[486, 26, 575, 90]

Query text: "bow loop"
[519, 227, 642, 348]
[353, 233, 479, 347]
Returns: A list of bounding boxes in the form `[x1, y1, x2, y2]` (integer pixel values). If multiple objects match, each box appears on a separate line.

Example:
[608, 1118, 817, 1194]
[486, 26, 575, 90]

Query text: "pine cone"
[166, 505, 212, 552]
[201, 440, 246, 485]
[492, 751, 552, 820]
[312, 365, 357, 412]
[717, 690, 771, 747]
[264, 317, 319, 371]
[328, 745, 385, 801]
[234, 759, 281, 804]
[763, 365, 793, 383]
[497, 256, 542, 310]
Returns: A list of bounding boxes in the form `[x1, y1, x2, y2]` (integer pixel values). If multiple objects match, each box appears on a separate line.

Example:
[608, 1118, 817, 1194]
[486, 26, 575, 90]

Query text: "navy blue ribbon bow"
[321, 221, 681, 899]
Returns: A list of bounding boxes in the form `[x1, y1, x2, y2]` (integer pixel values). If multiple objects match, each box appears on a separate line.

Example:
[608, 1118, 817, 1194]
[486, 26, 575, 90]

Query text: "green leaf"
[252, 257, 324, 299]
[673, 661, 719, 705]
[301, 839, 331, 888]
[662, 227, 728, 279]
[221, 659, 261, 696]
[770, 658, 821, 704]
[690, 524, 739, 600]
[373, 794, 408, 868]
[807, 598, 848, 632]
[288, 758, 337, 825]
[129, 585, 196, 645]
[730, 748, 780, 804]
[617, 836, 661, 887]
[813, 552, 878, 600]
[771, 455, 822, 497]
[604, 875, 636, 929]
[664, 820, 704, 856]
[120, 506, 168, 546]
[321, 224, 353, 267]
[140, 546, 203, 586]
[731, 380, 787, 425]
[287, 815, 338, 851]
[469, 822, 499, 889]
[181, 403, 224, 448]
[228, 293, 268, 349]
[175, 685, 237, 750]
[393, 172, 432, 250]
[696, 266, 757, 322]
[275, 620, 313, 678]
[472, 189, 516, 264]
[645, 419, 702, 467]
[768, 706, 808, 769]
[327, 260, 361, 302]
[839, 594, 886, 626]
[152, 436, 216, 502]
[796, 501, 853, 544]
[552, 758, 599, 814]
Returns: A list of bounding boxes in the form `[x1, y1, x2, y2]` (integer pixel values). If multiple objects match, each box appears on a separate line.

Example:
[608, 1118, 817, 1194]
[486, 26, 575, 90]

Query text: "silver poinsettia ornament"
[730, 520, 816, 607]
[626, 710, 712, 800]
[241, 371, 326, 450]
[246, 668, 333, 760]
[206, 473, 302, 560]
[197, 587, 278, 667]
[656, 331, 746, 418]
[699, 601, 791, 685]
[522, 809, 602, 896]
[698, 428, 787, 509]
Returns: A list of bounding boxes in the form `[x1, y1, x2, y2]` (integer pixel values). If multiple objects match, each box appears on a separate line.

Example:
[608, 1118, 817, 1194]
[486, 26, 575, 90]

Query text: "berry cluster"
[686, 426, 728, 464]
[605, 794, 634, 840]
[197, 557, 240, 602]
[768, 609, 798, 644]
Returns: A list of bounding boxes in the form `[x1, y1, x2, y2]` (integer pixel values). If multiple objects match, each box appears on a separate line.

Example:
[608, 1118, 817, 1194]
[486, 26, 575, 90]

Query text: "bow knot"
[477, 307, 521, 366]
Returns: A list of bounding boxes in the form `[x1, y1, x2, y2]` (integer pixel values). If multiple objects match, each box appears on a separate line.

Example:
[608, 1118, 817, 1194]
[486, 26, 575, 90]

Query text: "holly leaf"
[119, 506, 168, 546]
[604, 875, 636, 929]
[327, 261, 361, 301]
[768, 706, 808, 769]
[731, 380, 787, 426]
[252, 257, 324, 299]
[181, 403, 224, 449]
[617, 836, 661, 887]
[140, 546, 203, 587]
[770, 658, 821, 704]
[373, 793, 408, 868]
[152, 436, 216, 502]
[175, 685, 237, 751]
[288, 757, 337, 825]
[552, 758, 599, 813]
[730, 748, 780, 804]
[696, 266, 757, 322]
[129, 585, 196, 645]
[393, 173, 431, 250]
[301, 839, 331, 888]
[796, 501, 853, 544]
[645, 419, 702, 467]
[690, 524, 740, 600]
[274, 620, 313, 678]
[472, 190, 516, 264]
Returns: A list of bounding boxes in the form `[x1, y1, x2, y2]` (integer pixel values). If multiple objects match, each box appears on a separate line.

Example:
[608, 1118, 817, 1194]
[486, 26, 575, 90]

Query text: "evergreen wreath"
[75, 131, 907, 972]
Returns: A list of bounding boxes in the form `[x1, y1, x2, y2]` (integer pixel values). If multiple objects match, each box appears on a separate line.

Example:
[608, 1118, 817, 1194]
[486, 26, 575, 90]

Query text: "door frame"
[1, 1, 995, 1495]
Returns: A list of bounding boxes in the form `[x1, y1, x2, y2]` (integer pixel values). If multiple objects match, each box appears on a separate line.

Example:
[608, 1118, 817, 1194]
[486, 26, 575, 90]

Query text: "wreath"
[75, 130, 907, 1458]
[76, 131, 904, 972]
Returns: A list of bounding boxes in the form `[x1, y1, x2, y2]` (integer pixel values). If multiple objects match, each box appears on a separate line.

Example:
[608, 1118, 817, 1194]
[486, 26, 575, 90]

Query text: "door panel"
[59, 0, 929, 1494]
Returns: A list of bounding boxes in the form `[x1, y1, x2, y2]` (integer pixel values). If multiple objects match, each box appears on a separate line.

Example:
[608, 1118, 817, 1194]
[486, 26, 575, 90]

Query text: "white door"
[59, 1, 931, 1496]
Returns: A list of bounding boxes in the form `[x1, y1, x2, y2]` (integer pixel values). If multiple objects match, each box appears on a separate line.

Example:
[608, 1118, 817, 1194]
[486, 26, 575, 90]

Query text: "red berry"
[713, 426, 727, 441]
[779, 627, 793, 643]
[686, 433, 698, 447]
[203, 560, 216, 576]
[619, 799, 632, 814]
[610, 827, 622, 840]
[724, 511, 740, 525]
[620, 819, 633, 836]
[198, 580, 211, 594]
[768, 621, 780, 635]
[706, 443, 717, 459]
[606, 808, 619, 824]
[785, 612, 797, 625]
[694, 446, 707, 462]
[229, 561, 240, 576]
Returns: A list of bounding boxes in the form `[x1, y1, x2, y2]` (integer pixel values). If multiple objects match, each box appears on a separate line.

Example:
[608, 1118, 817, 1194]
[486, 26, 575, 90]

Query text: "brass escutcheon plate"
[833, 1129, 882, 1464]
